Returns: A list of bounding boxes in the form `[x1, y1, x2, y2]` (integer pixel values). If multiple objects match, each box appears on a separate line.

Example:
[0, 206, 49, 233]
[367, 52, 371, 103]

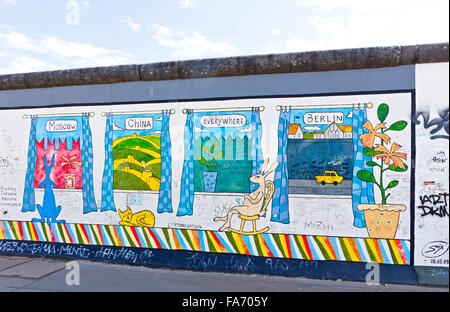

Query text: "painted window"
[287, 107, 354, 196]
[192, 110, 255, 193]
[110, 113, 162, 191]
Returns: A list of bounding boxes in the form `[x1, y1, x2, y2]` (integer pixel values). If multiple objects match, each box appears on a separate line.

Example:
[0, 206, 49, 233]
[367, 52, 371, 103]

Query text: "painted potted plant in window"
[198, 138, 224, 192]
[357, 103, 408, 239]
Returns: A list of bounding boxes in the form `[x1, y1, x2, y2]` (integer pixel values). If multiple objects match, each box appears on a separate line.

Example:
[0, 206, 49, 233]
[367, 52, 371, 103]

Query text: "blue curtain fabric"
[100, 113, 116, 212]
[271, 107, 291, 224]
[352, 104, 375, 227]
[157, 110, 173, 213]
[250, 107, 264, 192]
[22, 116, 38, 213]
[81, 113, 97, 214]
[177, 109, 195, 216]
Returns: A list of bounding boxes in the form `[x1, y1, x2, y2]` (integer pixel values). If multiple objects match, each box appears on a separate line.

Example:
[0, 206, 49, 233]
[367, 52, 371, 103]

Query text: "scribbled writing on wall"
[305, 221, 334, 232]
[432, 150, 447, 165]
[421, 241, 449, 259]
[413, 108, 449, 140]
[0, 240, 154, 264]
[418, 192, 449, 218]
[0, 156, 13, 169]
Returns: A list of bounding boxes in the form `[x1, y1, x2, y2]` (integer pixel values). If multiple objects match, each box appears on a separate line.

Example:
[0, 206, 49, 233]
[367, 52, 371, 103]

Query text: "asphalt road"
[288, 179, 352, 195]
[0, 255, 447, 293]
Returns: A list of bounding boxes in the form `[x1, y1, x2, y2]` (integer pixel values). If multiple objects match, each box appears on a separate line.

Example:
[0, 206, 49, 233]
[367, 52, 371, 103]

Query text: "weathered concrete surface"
[415, 266, 449, 287]
[0, 43, 448, 91]
[0, 64, 140, 91]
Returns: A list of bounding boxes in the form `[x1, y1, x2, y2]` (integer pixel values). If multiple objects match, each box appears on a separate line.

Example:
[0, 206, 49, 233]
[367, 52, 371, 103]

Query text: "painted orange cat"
[118, 206, 155, 227]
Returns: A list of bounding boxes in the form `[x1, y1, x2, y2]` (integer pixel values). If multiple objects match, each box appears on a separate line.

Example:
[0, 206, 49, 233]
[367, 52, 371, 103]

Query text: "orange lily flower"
[374, 143, 407, 169]
[359, 120, 391, 148]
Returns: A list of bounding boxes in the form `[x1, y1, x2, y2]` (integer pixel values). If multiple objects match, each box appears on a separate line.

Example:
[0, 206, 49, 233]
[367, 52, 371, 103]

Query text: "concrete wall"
[0, 44, 448, 285]
[414, 63, 449, 268]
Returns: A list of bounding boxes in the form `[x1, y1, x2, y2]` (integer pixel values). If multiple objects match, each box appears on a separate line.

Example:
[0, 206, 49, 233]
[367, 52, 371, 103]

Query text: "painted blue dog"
[33, 154, 65, 225]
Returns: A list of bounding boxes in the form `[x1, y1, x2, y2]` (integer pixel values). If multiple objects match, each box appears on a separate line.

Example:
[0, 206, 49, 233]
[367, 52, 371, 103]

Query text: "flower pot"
[203, 171, 218, 192]
[357, 204, 406, 239]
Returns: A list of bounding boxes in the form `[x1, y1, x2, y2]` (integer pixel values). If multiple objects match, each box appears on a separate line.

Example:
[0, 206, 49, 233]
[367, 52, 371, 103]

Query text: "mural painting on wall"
[21, 113, 97, 223]
[176, 106, 282, 234]
[356, 103, 408, 239]
[274, 103, 409, 239]
[1, 98, 413, 266]
[100, 109, 174, 223]
[214, 158, 278, 234]
[177, 107, 264, 214]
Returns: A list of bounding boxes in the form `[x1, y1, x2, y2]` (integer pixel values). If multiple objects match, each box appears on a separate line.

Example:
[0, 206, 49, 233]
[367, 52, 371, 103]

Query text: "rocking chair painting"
[213, 158, 279, 234]
[228, 180, 275, 235]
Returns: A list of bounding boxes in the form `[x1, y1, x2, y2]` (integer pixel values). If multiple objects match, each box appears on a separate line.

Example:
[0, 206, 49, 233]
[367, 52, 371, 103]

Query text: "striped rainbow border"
[0, 220, 410, 265]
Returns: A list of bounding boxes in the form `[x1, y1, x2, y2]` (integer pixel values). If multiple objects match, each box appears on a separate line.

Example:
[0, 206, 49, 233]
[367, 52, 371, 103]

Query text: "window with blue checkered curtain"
[352, 104, 375, 228]
[100, 111, 172, 213]
[21, 114, 97, 215]
[176, 107, 262, 216]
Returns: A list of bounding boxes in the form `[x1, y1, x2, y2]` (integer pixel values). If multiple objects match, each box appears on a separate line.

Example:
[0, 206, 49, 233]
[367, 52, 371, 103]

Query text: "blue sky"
[0, 0, 448, 74]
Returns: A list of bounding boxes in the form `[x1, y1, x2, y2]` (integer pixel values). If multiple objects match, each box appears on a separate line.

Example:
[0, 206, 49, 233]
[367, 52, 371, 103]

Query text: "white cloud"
[150, 24, 237, 60]
[285, 0, 449, 52]
[0, 56, 50, 74]
[0, 25, 135, 74]
[304, 126, 321, 131]
[194, 126, 210, 133]
[120, 16, 142, 32]
[284, 37, 322, 53]
[238, 126, 252, 133]
[179, 0, 199, 9]
[271, 28, 281, 35]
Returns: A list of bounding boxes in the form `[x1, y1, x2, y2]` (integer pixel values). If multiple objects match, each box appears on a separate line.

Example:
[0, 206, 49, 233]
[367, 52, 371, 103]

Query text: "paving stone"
[0, 259, 66, 279]
[0, 256, 32, 271]
[0, 276, 35, 290]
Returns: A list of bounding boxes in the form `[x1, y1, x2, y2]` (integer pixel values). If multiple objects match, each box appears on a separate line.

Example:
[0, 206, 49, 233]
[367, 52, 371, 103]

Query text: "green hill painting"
[112, 133, 161, 191]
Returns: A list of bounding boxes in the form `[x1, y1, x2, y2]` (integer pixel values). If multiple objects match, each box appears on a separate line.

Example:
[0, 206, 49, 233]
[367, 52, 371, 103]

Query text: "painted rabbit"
[214, 158, 278, 231]
[32, 154, 65, 225]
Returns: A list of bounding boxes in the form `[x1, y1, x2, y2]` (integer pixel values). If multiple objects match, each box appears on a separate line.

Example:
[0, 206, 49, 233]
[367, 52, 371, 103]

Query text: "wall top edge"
[0, 42, 448, 91]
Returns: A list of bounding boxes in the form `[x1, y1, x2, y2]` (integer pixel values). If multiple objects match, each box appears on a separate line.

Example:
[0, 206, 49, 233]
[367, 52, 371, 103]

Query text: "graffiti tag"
[421, 241, 449, 259]
[185, 253, 218, 269]
[413, 108, 449, 140]
[418, 192, 449, 218]
[305, 221, 334, 232]
[0, 240, 154, 264]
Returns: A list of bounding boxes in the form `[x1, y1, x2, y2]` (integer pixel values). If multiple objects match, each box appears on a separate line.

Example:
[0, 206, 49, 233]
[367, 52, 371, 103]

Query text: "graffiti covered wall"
[414, 63, 449, 267]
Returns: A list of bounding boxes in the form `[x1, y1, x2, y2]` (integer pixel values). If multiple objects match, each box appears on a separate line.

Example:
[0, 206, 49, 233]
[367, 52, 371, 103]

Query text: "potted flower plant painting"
[198, 138, 224, 192]
[357, 103, 408, 239]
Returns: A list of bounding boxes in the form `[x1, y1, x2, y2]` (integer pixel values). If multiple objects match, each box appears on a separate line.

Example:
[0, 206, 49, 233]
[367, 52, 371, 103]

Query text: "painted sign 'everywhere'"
[200, 114, 247, 128]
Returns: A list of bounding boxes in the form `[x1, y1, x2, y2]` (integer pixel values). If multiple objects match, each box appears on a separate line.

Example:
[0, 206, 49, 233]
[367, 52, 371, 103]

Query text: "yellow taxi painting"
[315, 171, 344, 185]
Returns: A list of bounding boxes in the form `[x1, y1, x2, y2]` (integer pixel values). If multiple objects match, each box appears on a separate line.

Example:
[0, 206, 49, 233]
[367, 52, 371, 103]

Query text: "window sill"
[288, 193, 351, 199]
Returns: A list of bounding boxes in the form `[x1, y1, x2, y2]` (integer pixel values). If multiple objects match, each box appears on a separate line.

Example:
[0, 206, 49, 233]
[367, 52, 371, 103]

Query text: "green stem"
[379, 129, 386, 204]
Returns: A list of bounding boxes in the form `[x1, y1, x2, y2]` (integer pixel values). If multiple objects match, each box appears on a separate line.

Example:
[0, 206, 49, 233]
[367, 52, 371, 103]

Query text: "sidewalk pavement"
[0, 255, 448, 292]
